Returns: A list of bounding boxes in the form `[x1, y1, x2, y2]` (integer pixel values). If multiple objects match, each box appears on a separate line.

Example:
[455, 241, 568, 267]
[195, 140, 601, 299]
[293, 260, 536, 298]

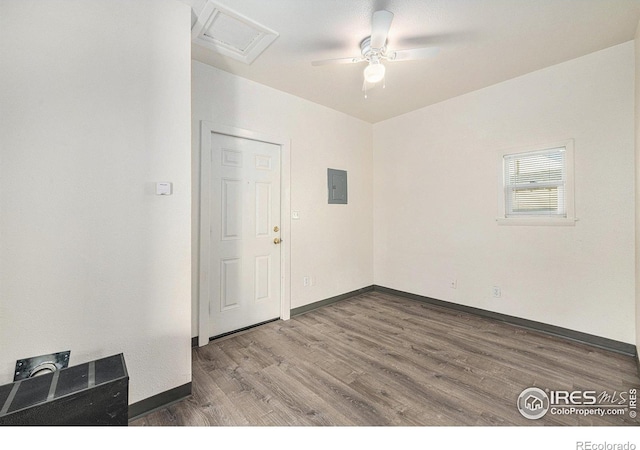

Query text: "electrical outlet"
[303, 276, 310, 287]
[492, 286, 501, 298]
[450, 279, 457, 289]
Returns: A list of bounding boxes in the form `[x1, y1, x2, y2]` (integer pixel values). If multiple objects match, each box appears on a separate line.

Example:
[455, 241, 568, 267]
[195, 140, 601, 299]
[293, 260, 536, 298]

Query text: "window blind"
[504, 147, 566, 217]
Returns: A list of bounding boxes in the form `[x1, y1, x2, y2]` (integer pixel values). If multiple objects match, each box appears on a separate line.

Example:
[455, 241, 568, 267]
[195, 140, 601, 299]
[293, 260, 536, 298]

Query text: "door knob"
[273, 237, 281, 244]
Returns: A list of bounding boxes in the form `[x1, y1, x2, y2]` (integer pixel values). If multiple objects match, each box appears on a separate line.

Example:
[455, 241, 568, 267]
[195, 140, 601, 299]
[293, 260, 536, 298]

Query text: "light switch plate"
[156, 182, 172, 195]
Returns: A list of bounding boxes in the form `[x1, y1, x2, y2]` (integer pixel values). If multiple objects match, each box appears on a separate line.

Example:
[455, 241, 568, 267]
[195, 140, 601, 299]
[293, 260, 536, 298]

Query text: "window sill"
[496, 217, 578, 226]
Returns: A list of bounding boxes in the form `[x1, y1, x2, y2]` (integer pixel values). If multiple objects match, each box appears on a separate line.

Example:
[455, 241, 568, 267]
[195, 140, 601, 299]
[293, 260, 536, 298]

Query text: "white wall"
[192, 61, 373, 336]
[373, 42, 636, 344]
[0, 0, 192, 404]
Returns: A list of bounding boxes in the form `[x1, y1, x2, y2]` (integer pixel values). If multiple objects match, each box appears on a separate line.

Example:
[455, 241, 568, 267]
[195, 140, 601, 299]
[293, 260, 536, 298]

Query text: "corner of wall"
[634, 19, 640, 359]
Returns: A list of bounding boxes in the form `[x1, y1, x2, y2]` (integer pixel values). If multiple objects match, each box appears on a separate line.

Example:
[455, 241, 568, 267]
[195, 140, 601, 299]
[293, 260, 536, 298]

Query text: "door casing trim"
[198, 121, 291, 347]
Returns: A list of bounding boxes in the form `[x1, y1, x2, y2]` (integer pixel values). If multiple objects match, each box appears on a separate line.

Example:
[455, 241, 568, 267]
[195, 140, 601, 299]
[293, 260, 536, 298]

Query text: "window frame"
[497, 139, 576, 226]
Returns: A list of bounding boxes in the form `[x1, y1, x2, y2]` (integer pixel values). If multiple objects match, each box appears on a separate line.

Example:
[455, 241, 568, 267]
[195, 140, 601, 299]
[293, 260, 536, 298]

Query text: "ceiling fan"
[311, 10, 440, 96]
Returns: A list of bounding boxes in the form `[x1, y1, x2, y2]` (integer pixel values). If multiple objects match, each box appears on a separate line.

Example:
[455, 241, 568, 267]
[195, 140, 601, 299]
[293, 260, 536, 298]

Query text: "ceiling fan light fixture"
[364, 61, 386, 83]
[310, 9, 441, 95]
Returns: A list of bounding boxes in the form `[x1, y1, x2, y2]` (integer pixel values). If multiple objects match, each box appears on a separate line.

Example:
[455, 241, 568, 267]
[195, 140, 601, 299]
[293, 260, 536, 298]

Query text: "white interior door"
[207, 133, 282, 337]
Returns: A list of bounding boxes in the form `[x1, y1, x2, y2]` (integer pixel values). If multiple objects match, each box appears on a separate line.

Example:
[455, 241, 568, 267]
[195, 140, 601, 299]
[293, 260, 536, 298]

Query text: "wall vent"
[192, 0, 279, 64]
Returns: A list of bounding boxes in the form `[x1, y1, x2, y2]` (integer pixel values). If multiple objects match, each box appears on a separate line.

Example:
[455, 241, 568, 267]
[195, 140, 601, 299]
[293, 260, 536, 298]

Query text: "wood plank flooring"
[131, 291, 640, 426]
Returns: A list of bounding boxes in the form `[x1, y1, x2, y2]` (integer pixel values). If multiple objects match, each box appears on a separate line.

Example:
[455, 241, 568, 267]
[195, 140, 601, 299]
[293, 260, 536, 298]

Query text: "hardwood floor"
[131, 291, 640, 426]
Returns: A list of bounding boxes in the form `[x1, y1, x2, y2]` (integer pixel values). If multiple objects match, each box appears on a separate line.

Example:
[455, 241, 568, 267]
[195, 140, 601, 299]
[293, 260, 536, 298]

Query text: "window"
[498, 140, 575, 225]
[505, 148, 565, 216]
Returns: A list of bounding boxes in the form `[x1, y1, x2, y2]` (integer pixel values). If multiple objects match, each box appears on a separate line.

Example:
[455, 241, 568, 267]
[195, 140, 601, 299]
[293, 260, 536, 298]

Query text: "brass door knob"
[273, 237, 281, 244]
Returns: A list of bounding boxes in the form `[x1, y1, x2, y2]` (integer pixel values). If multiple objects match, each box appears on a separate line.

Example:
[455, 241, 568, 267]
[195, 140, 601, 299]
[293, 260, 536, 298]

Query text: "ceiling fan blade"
[388, 47, 440, 61]
[312, 56, 363, 66]
[370, 10, 394, 49]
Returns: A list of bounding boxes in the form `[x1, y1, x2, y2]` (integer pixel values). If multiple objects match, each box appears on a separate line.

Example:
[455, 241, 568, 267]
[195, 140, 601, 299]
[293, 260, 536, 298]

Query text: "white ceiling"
[180, 0, 640, 123]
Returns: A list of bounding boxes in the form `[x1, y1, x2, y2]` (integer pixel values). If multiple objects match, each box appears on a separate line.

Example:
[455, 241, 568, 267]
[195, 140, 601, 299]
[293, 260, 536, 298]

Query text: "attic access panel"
[328, 169, 347, 204]
[191, 0, 279, 64]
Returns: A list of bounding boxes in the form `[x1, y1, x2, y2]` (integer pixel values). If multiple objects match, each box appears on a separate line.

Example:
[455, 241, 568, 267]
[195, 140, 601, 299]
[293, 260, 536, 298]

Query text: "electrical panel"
[328, 168, 347, 204]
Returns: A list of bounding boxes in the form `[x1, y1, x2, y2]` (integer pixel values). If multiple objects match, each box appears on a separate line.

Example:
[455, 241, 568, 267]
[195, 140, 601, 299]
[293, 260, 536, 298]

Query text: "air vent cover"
[192, 0, 279, 64]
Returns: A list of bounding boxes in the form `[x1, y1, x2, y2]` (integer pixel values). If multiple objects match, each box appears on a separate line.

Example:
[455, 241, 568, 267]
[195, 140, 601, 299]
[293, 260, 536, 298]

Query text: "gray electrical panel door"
[328, 169, 347, 204]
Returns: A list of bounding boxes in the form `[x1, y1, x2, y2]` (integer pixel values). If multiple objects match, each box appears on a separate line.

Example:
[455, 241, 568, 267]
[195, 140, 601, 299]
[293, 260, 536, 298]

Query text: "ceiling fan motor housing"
[360, 37, 388, 61]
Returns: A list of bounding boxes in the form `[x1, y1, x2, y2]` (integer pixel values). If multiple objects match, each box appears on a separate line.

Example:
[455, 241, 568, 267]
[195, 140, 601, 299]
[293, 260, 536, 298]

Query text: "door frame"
[198, 121, 291, 347]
